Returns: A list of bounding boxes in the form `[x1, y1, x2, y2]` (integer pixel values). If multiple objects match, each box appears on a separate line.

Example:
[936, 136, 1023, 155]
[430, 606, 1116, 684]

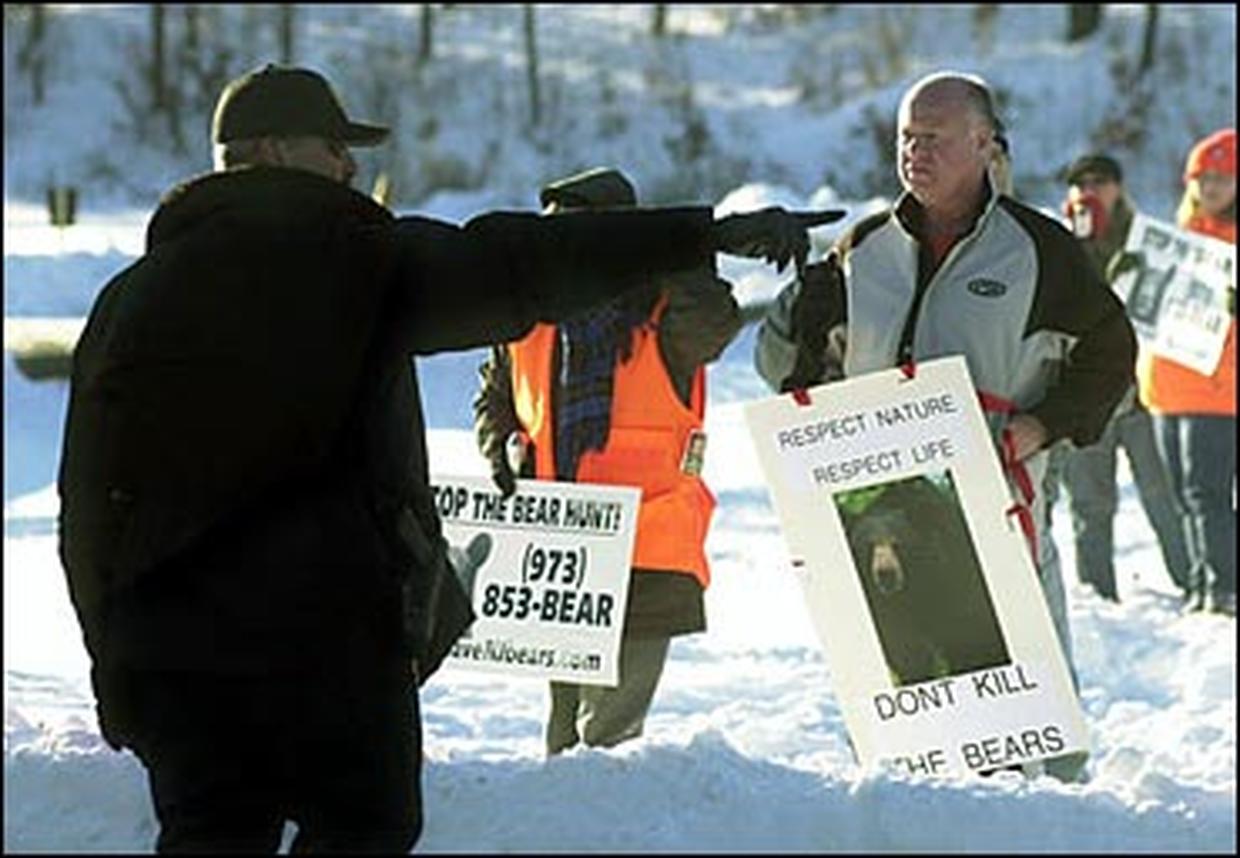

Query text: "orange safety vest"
[508, 298, 716, 588]
[1137, 213, 1236, 417]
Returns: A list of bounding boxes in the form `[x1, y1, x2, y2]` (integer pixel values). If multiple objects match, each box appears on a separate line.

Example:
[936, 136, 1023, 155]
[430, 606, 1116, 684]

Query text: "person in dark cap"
[474, 167, 741, 755]
[1062, 154, 1124, 244]
[57, 65, 842, 853]
[209, 64, 389, 184]
[1065, 153, 1123, 187]
[1053, 152, 1192, 605]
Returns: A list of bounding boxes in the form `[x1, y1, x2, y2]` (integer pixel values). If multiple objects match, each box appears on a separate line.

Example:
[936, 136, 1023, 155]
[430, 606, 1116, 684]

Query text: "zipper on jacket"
[894, 207, 992, 366]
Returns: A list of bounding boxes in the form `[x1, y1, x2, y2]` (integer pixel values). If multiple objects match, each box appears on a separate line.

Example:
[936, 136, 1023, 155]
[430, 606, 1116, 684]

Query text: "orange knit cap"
[1184, 128, 1236, 183]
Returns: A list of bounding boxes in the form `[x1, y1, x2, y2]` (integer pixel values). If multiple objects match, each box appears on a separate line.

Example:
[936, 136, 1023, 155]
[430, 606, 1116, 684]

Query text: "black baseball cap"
[1064, 153, 1123, 186]
[212, 64, 390, 146]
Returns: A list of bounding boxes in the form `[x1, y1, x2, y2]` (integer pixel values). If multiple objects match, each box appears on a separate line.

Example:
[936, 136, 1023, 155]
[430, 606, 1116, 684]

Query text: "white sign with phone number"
[430, 474, 640, 686]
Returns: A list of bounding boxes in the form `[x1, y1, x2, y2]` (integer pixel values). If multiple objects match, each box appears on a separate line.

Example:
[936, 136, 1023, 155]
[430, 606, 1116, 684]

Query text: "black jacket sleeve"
[387, 207, 717, 355]
[1028, 303, 1137, 447]
[1009, 202, 1138, 446]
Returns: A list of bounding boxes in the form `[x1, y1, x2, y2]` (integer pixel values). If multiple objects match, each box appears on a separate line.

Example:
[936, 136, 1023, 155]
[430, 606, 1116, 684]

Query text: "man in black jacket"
[57, 64, 838, 853]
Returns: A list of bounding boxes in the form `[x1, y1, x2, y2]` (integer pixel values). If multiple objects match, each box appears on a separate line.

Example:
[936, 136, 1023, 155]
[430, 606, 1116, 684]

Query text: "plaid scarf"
[555, 297, 650, 480]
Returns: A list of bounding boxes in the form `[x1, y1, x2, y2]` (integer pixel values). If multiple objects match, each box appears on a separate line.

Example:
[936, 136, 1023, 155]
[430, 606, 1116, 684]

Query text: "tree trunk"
[162, 3, 191, 153]
[523, 5, 541, 125]
[279, 5, 295, 64]
[151, 4, 167, 110]
[1067, 4, 1103, 43]
[972, 4, 998, 57]
[652, 4, 667, 38]
[417, 4, 433, 68]
[1139, 4, 1160, 75]
[184, 5, 200, 56]
[20, 4, 47, 105]
[180, 5, 200, 117]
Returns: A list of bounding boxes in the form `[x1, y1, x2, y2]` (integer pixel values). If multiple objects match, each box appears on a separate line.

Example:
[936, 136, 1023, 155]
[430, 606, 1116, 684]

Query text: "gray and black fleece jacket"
[754, 185, 1137, 558]
[756, 186, 1136, 447]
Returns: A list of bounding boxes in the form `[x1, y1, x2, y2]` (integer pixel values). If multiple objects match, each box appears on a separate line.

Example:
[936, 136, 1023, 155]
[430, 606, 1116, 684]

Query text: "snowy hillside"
[4, 5, 1236, 216]
[4, 4, 1236, 854]
[5, 329, 1237, 852]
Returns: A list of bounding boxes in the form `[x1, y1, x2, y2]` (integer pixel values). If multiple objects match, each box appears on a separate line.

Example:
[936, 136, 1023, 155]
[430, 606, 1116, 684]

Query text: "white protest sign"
[430, 474, 640, 686]
[744, 356, 1088, 778]
[1113, 213, 1235, 375]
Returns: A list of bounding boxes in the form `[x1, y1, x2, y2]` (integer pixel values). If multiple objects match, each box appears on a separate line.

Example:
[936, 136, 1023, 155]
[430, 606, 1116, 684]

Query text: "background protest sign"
[744, 356, 1088, 778]
[431, 474, 640, 685]
[1114, 212, 1235, 376]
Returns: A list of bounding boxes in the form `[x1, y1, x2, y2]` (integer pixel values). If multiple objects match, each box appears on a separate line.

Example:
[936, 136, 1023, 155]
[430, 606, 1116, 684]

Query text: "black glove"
[782, 253, 844, 392]
[714, 208, 846, 273]
[791, 253, 842, 343]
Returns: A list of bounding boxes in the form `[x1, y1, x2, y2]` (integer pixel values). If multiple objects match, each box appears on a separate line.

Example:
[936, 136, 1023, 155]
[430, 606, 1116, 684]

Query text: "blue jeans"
[1154, 414, 1237, 602]
[1062, 406, 1191, 599]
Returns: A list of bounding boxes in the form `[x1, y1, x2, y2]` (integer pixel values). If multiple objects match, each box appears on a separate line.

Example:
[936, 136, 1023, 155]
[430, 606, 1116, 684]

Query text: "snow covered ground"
[4, 4, 1235, 854]
[4, 201, 1236, 852]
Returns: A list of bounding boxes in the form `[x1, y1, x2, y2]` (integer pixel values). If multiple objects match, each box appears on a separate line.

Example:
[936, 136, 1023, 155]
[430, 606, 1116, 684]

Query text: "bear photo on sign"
[1128, 263, 1176, 328]
[835, 471, 1011, 687]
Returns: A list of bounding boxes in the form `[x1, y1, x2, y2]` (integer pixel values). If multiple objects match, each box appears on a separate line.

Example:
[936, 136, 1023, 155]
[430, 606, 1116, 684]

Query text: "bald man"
[755, 72, 1137, 784]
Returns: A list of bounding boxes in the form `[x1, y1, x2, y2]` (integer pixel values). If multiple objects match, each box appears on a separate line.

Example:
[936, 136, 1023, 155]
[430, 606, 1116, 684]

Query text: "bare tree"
[417, 4, 433, 68]
[114, 2, 195, 147]
[177, 5, 234, 110]
[157, 5, 236, 152]
[861, 7, 915, 88]
[972, 4, 998, 57]
[1139, 4, 1160, 75]
[15, 4, 48, 105]
[279, 5, 295, 64]
[523, 5, 541, 125]
[183, 5, 201, 66]
[151, 4, 168, 111]
[652, 4, 667, 38]
[162, 5, 198, 154]
[1067, 4, 1103, 43]
[181, 6, 235, 102]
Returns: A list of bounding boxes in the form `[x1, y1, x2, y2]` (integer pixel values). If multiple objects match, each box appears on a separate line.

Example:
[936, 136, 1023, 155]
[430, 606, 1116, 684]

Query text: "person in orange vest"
[473, 167, 741, 754]
[1137, 128, 1236, 616]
